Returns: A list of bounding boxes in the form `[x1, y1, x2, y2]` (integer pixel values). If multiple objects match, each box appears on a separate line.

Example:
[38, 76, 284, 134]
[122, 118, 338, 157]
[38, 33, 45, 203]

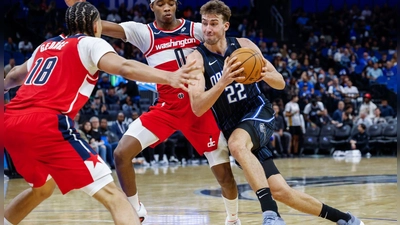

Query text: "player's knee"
[216, 174, 236, 189]
[212, 164, 236, 188]
[227, 140, 246, 159]
[262, 159, 291, 202]
[33, 180, 56, 199]
[269, 181, 291, 202]
[113, 148, 125, 163]
[113, 139, 141, 163]
[97, 187, 125, 211]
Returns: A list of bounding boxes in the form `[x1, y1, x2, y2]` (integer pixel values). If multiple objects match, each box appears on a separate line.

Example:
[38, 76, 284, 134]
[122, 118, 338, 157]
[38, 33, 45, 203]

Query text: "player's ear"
[224, 22, 230, 31]
[93, 19, 101, 37]
[93, 21, 98, 35]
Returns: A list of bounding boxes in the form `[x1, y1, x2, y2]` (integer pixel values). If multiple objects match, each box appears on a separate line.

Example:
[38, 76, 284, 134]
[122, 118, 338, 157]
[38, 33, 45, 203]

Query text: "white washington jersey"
[120, 19, 203, 96]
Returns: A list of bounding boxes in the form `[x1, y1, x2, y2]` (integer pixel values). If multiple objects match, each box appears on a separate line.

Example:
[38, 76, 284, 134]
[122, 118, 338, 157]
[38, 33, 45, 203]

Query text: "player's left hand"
[257, 58, 270, 82]
[170, 60, 200, 92]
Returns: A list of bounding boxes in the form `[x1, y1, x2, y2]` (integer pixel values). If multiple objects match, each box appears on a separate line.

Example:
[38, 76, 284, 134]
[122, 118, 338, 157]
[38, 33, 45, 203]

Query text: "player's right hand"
[223, 56, 245, 85]
[170, 60, 200, 92]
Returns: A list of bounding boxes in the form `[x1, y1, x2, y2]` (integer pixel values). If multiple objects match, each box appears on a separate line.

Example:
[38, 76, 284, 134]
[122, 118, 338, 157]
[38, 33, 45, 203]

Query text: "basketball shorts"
[137, 92, 221, 155]
[125, 119, 230, 167]
[4, 109, 112, 195]
[235, 105, 275, 163]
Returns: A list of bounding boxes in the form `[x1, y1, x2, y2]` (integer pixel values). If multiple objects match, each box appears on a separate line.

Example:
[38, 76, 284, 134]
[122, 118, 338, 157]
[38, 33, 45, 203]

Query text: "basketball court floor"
[4, 157, 397, 224]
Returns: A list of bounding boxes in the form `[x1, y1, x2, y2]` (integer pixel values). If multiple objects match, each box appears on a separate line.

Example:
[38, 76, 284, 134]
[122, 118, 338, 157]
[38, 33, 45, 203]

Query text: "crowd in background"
[4, 0, 397, 167]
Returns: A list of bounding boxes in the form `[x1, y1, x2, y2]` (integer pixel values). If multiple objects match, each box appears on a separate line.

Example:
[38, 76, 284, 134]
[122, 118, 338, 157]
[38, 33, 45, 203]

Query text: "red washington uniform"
[120, 19, 221, 153]
[4, 35, 114, 194]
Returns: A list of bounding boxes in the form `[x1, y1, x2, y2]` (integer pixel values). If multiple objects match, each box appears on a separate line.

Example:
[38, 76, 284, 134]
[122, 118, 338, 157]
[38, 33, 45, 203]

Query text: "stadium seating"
[318, 124, 336, 154]
[300, 125, 320, 155]
[330, 125, 352, 151]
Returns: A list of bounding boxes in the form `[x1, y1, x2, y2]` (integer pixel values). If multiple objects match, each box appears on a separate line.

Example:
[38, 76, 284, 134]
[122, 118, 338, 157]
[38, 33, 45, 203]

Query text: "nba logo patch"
[178, 93, 184, 99]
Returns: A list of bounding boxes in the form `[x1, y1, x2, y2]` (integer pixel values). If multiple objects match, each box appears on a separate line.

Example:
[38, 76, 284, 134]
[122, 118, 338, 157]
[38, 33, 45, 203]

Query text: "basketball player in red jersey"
[3, 2, 199, 225]
[98, 0, 240, 224]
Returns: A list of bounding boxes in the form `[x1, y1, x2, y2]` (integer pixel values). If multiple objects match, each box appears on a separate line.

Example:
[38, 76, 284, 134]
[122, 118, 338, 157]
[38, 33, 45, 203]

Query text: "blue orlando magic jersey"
[197, 37, 273, 138]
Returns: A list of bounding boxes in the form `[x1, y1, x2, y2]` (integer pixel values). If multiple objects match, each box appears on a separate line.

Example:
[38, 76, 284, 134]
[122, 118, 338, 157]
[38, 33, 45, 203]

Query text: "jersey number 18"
[24, 57, 58, 85]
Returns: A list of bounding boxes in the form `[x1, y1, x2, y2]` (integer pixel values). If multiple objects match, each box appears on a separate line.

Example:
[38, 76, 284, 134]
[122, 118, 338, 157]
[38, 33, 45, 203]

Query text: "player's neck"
[155, 18, 182, 30]
[205, 38, 227, 56]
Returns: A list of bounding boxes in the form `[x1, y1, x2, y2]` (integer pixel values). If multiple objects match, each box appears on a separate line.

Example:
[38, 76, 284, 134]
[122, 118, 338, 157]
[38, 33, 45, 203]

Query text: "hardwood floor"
[4, 157, 397, 224]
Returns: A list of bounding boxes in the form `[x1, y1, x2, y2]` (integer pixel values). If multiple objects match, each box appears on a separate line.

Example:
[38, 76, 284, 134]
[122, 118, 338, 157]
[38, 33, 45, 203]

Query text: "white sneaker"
[336, 212, 364, 225]
[169, 156, 180, 164]
[136, 202, 147, 223]
[225, 217, 241, 225]
[262, 211, 286, 225]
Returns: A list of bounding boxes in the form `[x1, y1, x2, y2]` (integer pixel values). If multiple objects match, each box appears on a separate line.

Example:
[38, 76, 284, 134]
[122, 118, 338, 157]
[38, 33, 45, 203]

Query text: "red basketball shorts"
[140, 93, 221, 155]
[4, 109, 111, 194]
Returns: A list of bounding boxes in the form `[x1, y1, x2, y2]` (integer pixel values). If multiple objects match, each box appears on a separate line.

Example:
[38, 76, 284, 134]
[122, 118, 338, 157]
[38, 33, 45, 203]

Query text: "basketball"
[230, 47, 264, 84]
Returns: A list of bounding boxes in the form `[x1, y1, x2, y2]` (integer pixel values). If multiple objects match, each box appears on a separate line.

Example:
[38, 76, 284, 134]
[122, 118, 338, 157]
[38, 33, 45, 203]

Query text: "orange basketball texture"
[230, 47, 264, 84]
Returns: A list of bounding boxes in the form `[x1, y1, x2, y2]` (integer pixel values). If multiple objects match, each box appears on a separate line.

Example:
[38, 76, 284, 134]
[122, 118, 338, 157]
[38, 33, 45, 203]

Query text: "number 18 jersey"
[6, 35, 115, 119]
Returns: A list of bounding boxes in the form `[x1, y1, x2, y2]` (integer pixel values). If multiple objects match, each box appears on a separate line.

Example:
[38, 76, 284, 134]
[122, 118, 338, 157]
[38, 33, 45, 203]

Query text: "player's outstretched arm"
[64, 0, 126, 40]
[4, 62, 28, 93]
[98, 52, 198, 91]
[237, 38, 285, 90]
[101, 21, 127, 40]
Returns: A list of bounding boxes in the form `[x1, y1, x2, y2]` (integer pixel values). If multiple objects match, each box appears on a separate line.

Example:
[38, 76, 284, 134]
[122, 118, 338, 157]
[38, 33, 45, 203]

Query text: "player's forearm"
[191, 83, 225, 117]
[4, 65, 27, 91]
[101, 21, 126, 39]
[263, 71, 285, 90]
[119, 60, 170, 85]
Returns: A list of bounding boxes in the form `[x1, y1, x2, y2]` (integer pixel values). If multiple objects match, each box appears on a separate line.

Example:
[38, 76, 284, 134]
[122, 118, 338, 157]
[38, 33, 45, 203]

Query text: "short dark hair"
[359, 123, 366, 130]
[200, 0, 231, 22]
[65, 2, 100, 37]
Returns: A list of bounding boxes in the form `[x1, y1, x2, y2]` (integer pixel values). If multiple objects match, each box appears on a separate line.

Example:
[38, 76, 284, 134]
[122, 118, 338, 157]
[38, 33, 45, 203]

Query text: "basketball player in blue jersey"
[65, 0, 241, 224]
[187, 1, 364, 225]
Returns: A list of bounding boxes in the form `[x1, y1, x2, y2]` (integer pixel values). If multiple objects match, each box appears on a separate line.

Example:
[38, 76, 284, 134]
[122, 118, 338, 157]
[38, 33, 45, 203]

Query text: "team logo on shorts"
[207, 136, 216, 148]
[259, 123, 266, 134]
[178, 93, 184, 99]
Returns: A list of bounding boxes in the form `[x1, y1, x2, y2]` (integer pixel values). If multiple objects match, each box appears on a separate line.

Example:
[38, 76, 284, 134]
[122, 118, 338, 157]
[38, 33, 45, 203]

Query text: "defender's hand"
[169, 60, 200, 92]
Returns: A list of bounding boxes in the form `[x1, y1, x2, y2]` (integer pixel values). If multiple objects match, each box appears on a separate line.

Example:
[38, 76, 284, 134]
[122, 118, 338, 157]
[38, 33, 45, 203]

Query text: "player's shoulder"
[78, 36, 109, 46]
[184, 19, 199, 24]
[237, 37, 253, 47]
[186, 19, 201, 27]
[46, 34, 67, 42]
[120, 20, 148, 28]
[188, 48, 202, 60]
